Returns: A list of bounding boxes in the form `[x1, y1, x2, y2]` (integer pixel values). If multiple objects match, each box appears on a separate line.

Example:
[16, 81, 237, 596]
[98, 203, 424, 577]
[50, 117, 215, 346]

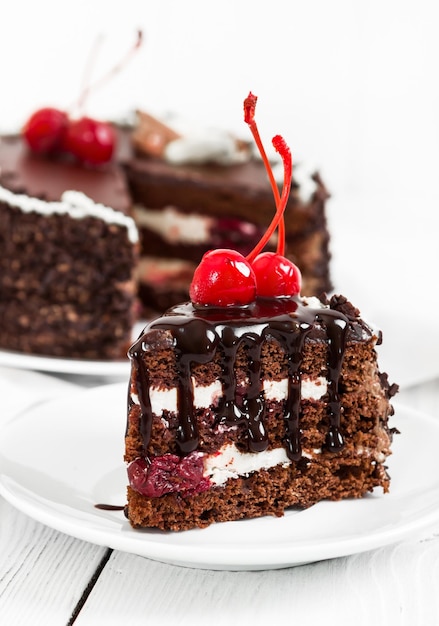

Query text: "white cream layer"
[133, 204, 213, 245]
[204, 443, 292, 486]
[0, 185, 139, 243]
[146, 376, 327, 415]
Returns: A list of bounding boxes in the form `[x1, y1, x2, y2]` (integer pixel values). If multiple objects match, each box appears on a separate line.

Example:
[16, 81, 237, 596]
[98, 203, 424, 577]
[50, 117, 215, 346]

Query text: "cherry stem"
[272, 135, 292, 257]
[74, 30, 143, 115]
[244, 93, 292, 262]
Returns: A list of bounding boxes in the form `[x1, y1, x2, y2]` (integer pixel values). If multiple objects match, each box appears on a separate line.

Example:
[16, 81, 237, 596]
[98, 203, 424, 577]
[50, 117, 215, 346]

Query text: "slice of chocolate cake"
[124, 94, 398, 532]
[123, 111, 331, 315]
[0, 135, 138, 359]
[125, 295, 397, 531]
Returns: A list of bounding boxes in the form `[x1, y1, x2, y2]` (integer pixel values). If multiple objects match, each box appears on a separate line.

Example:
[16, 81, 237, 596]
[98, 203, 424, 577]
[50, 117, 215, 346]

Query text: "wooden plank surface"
[72, 531, 439, 626]
[0, 498, 109, 626]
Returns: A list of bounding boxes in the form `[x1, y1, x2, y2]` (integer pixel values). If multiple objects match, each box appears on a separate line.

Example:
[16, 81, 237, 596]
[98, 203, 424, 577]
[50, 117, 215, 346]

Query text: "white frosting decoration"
[301, 295, 325, 309]
[133, 204, 213, 245]
[148, 112, 320, 202]
[294, 164, 318, 200]
[272, 159, 318, 201]
[0, 185, 139, 244]
[164, 129, 249, 166]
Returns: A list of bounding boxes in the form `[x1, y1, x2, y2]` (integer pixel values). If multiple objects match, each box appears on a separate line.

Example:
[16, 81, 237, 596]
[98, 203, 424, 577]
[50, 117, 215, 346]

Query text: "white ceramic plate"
[0, 348, 131, 377]
[0, 322, 145, 378]
[0, 383, 437, 571]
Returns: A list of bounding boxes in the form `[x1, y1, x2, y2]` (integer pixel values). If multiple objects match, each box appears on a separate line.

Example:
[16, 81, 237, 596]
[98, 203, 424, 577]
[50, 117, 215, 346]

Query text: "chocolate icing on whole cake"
[0, 134, 131, 212]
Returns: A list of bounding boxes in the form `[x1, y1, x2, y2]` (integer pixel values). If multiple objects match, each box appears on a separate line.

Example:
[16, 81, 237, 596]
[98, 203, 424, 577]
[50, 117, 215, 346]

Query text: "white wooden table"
[0, 366, 438, 626]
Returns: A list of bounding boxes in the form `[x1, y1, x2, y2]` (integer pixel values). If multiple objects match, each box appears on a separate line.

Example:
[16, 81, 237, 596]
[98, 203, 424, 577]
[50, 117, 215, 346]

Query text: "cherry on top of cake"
[21, 31, 143, 167]
[188, 92, 302, 308]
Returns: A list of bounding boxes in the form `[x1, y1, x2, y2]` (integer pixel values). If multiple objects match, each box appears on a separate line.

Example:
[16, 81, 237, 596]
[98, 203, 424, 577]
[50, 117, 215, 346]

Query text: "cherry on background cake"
[124, 94, 398, 531]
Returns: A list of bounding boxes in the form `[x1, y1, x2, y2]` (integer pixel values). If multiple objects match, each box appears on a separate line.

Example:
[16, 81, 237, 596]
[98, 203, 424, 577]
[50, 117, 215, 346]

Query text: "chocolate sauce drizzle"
[129, 297, 349, 462]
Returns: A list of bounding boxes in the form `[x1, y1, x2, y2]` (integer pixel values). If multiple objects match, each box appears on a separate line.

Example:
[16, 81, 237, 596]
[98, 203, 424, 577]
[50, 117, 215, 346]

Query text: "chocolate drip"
[216, 325, 268, 452]
[95, 503, 125, 511]
[318, 311, 348, 451]
[129, 351, 153, 457]
[171, 319, 219, 453]
[128, 297, 349, 462]
[267, 319, 312, 461]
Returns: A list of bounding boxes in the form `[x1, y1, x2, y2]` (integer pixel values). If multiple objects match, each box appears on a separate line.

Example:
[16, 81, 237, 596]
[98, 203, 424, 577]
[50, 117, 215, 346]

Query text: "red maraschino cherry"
[22, 107, 68, 154]
[62, 116, 116, 165]
[22, 31, 142, 165]
[189, 248, 256, 307]
[251, 251, 302, 298]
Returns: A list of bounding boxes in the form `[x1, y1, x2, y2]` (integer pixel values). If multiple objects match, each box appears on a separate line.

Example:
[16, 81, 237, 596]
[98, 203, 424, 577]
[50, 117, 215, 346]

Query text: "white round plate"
[0, 383, 437, 571]
[0, 348, 131, 377]
[0, 322, 145, 378]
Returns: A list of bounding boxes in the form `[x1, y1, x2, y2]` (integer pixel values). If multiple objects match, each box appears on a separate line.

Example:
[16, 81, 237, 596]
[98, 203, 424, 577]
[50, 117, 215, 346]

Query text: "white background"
[1, 0, 438, 386]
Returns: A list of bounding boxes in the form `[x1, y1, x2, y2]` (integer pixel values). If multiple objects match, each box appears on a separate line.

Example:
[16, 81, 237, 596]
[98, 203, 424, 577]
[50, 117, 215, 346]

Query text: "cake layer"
[127, 452, 390, 531]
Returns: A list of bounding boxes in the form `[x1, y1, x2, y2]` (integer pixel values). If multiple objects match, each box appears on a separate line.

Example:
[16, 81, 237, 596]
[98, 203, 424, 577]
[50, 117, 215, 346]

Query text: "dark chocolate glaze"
[129, 297, 349, 462]
[0, 134, 131, 213]
[95, 503, 125, 511]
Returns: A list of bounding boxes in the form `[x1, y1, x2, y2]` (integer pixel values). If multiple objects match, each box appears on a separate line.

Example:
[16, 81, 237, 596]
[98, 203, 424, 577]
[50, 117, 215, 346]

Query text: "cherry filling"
[128, 452, 211, 498]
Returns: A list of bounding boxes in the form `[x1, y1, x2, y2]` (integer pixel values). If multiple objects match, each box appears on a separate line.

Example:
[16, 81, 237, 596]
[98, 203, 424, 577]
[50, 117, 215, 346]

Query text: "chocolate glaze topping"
[0, 134, 131, 212]
[129, 296, 351, 462]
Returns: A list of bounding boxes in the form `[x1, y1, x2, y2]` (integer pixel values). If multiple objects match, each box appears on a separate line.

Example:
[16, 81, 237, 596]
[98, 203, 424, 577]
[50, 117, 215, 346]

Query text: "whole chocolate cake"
[124, 94, 398, 531]
[0, 134, 138, 360]
[126, 111, 331, 315]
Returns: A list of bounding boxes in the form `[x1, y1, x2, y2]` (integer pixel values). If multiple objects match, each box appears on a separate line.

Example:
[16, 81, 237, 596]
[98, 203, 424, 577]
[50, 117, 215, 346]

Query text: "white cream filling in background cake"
[133, 204, 214, 245]
[133, 204, 272, 249]
[0, 185, 139, 243]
